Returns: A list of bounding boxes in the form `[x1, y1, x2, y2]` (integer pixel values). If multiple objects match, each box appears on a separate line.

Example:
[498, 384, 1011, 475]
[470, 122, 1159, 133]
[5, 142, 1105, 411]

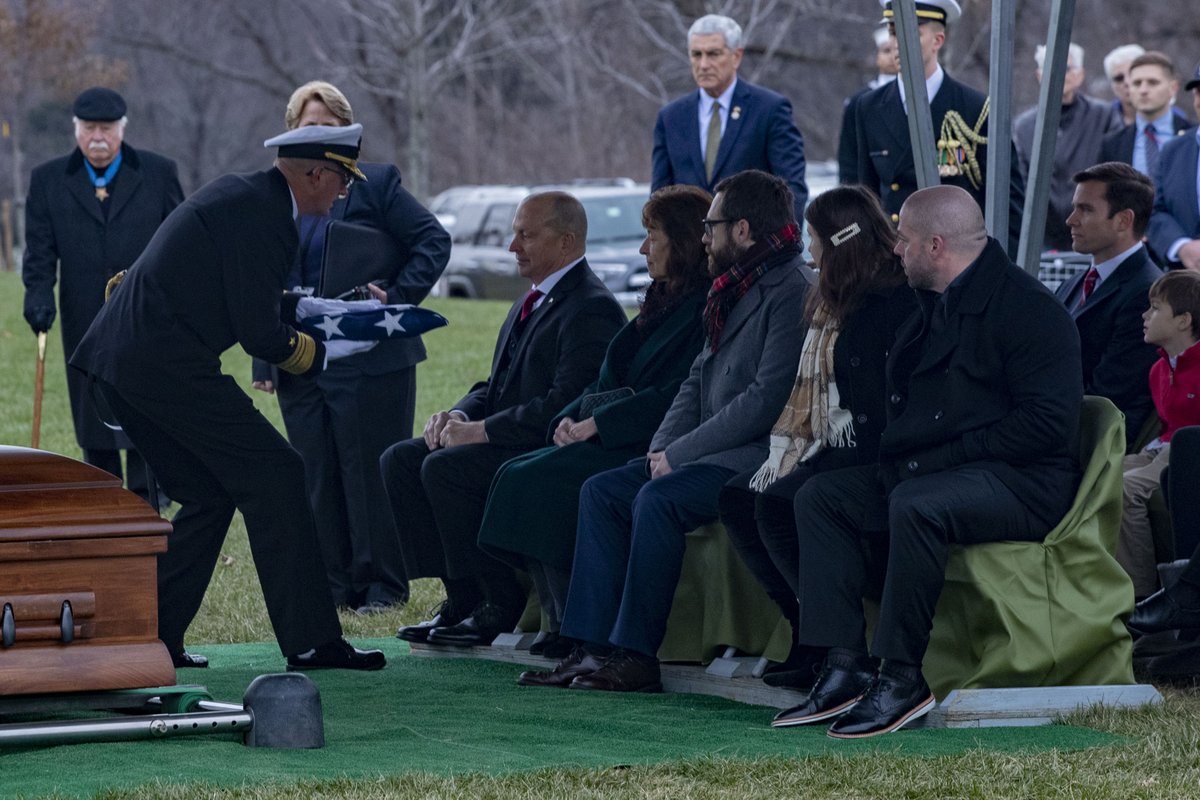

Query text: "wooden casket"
[0, 446, 175, 695]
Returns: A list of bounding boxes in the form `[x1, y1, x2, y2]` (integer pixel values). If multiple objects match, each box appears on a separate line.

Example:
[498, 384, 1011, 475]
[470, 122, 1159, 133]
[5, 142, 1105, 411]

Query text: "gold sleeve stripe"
[104, 270, 127, 301]
[278, 331, 317, 374]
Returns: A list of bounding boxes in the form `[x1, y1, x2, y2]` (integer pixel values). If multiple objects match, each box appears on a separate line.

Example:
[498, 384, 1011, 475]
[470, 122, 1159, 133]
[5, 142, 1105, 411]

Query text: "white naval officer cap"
[264, 123, 367, 181]
[879, 0, 962, 26]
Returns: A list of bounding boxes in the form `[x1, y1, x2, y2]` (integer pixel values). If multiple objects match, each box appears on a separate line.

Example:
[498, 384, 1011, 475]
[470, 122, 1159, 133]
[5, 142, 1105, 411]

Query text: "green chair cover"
[924, 395, 1136, 699]
[658, 522, 791, 664]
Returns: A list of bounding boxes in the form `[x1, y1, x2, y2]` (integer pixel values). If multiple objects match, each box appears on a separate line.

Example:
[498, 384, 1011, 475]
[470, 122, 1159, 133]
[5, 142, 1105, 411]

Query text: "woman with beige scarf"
[717, 185, 916, 691]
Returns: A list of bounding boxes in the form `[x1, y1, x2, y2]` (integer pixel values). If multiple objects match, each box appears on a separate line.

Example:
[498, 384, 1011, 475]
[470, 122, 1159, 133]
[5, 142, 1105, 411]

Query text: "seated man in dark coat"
[518, 170, 814, 692]
[1058, 162, 1162, 450]
[775, 186, 1082, 738]
[382, 192, 626, 647]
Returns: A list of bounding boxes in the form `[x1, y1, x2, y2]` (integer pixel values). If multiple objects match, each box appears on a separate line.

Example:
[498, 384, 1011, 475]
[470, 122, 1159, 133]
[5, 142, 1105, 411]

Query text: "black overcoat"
[22, 143, 183, 447]
[880, 238, 1083, 529]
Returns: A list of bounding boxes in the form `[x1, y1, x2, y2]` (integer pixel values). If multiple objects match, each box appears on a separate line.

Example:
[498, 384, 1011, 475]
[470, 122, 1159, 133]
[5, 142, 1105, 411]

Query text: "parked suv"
[436, 181, 650, 304]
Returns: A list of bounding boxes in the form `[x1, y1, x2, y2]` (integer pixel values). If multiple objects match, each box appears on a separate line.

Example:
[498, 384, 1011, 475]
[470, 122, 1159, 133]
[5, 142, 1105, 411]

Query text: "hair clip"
[830, 222, 861, 247]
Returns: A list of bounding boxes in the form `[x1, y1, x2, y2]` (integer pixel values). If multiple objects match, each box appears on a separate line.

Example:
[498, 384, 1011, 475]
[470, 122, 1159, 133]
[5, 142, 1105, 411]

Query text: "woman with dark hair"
[717, 184, 916, 690]
[475, 184, 713, 658]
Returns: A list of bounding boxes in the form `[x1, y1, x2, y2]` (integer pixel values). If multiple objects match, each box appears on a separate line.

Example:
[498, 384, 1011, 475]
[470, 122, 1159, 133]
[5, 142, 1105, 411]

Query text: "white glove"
[324, 338, 378, 368]
[295, 296, 381, 320]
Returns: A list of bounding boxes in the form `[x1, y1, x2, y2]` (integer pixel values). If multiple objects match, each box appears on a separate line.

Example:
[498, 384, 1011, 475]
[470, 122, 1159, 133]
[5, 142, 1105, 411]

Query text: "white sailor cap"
[264, 123, 367, 181]
[879, 0, 962, 26]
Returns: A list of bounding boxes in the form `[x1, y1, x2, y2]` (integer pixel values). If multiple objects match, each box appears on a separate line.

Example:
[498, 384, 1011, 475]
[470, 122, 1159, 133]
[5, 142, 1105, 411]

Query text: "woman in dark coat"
[477, 185, 713, 656]
[717, 185, 916, 689]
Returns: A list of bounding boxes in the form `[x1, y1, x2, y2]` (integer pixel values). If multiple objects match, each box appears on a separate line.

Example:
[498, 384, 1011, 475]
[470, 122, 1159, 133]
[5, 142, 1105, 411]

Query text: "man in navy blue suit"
[651, 14, 807, 222]
[1057, 162, 1161, 450]
[1148, 63, 1200, 272]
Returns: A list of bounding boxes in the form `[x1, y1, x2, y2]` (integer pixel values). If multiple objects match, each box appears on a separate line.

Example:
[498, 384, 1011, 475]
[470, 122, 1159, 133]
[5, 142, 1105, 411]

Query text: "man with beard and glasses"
[518, 170, 813, 694]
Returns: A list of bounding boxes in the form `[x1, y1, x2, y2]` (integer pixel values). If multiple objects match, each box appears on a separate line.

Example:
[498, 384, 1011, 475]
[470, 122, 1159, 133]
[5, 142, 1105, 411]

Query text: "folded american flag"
[296, 298, 448, 341]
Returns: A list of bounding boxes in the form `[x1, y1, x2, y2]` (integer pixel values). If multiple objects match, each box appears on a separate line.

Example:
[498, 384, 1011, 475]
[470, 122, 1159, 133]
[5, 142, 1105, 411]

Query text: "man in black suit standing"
[776, 186, 1081, 738]
[70, 124, 386, 672]
[383, 192, 626, 647]
[22, 88, 183, 501]
[252, 81, 451, 615]
[1058, 162, 1162, 449]
[854, 0, 1023, 253]
[651, 14, 808, 221]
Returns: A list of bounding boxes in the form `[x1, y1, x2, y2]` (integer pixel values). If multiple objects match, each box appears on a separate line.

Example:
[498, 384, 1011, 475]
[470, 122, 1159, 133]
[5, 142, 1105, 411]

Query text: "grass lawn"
[2, 269, 1200, 798]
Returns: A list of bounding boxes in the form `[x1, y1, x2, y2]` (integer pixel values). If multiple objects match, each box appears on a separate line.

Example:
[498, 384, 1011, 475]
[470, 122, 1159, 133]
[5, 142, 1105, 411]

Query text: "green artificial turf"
[0, 639, 1122, 799]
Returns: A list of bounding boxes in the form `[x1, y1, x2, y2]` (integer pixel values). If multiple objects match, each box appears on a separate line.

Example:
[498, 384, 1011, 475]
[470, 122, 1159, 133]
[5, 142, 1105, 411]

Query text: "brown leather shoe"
[518, 645, 606, 687]
[569, 649, 662, 692]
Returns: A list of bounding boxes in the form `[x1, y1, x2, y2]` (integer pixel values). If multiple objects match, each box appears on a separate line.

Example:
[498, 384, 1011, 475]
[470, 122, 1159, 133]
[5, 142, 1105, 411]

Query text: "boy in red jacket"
[1120, 270, 1200, 598]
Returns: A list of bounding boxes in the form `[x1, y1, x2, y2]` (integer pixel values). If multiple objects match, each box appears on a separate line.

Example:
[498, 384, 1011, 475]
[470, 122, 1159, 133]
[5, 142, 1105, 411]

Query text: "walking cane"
[31, 331, 46, 449]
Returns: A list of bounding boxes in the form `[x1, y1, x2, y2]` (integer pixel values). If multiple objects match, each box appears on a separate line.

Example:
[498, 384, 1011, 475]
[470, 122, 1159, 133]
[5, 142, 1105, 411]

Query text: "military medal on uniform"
[84, 150, 122, 202]
[936, 98, 989, 190]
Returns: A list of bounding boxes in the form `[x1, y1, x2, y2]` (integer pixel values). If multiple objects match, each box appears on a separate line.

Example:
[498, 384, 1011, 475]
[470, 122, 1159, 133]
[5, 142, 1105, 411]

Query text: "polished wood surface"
[0, 446, 175, 695]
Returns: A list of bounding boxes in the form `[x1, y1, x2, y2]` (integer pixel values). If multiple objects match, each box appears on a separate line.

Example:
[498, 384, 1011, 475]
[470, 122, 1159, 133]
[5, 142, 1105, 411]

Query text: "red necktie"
[1144, 124, 1160, 176]
[1081, 268, 1099, 303]
[519, 289, 544, 322]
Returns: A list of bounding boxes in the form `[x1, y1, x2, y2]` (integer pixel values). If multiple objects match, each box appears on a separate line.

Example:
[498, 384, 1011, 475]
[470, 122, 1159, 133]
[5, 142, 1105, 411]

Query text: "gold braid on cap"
[936, 97, 989, 190]
[104, 270, 127, 301]
[278, 331, 318, 374]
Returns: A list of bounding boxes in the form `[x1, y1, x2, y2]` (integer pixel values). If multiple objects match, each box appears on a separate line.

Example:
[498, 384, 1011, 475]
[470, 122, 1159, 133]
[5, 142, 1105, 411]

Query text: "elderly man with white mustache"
[22, 87, 184, 503]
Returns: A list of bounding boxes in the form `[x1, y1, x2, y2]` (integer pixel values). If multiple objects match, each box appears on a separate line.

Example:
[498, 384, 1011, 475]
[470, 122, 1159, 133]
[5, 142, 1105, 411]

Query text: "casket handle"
[2, 604, 13, 647]
[60, 601, 74, 644]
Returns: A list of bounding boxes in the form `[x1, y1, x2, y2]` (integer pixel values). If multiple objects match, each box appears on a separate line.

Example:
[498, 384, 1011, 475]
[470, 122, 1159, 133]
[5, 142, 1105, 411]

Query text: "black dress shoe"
[763, 645, 826, 691]
[171, 650, 208, 669]
[426, 601, 515, 647]
[528, 631, 557, 655]
[771, 652, 875, 728]
[826, 664, 934, 739]
[542, 633, 577, 660]
[518, 645, 607, 687]
[397, 599, 463, 643]
[1129, 585, 1200, 634]
[286, 638, 386, 671]
[569, 649, 662, 692]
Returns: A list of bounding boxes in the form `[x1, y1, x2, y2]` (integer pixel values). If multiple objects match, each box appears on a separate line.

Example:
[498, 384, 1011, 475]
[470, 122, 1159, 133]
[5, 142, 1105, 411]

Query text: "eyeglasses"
[1111, 73, 1127, 84]
[702, 218, 734, 237]
[307, 166, 355, 189]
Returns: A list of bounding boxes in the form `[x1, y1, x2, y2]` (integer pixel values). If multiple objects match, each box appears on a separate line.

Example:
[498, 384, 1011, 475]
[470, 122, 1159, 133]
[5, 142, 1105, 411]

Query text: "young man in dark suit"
[70, 125, 386, 672]
[854, 0, 1024, 254]
[651, 14, 808, 222]
[22, 87, 183, 500]
[1148, 63, 1200, 272]
[777, 186, 1081, 738]
[1058, 162, 1162, 450]
[383, 192, 626, 647]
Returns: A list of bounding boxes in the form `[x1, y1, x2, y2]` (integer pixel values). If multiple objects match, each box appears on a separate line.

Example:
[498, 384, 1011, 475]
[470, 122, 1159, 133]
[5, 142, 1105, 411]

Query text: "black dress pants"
[379, 437, 525, 607]
[277, 365, 415, 607]
[1166, 427, 1200, 584]
[794, 464, 1048, 665]
[718, 467, 816, 626]
[98, 377, 341, 657]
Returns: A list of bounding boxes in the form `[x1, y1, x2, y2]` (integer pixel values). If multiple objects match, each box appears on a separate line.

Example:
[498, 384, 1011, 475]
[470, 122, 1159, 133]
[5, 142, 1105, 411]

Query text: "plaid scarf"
[702, 222, 801, 353]
[749, 305, 855, 490]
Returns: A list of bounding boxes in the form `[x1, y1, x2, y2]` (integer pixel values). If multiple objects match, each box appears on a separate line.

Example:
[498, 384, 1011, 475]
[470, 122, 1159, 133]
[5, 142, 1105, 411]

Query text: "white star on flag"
[315, 315, 344, 339]
[375, 311, 407, 336]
